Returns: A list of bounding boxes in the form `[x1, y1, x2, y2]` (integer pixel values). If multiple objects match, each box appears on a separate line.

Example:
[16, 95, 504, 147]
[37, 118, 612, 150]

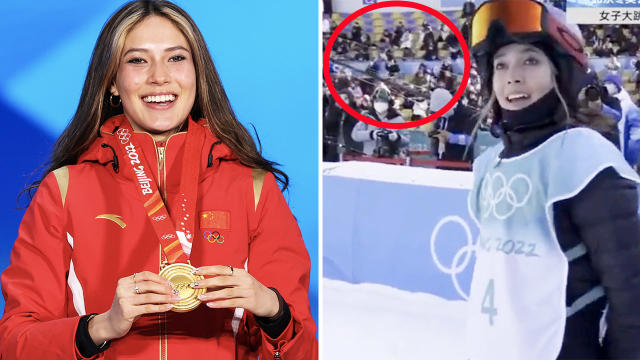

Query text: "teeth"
[507, 94, 529, 101]
[143, 94, 176, 103]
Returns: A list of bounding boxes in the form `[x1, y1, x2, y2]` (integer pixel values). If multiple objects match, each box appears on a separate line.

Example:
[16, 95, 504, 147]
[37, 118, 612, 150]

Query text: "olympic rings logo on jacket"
[203, 230, 225, 244]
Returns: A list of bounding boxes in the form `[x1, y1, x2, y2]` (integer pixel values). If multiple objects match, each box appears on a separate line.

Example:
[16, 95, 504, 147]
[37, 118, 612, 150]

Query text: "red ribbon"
[112, 115, 205, 264]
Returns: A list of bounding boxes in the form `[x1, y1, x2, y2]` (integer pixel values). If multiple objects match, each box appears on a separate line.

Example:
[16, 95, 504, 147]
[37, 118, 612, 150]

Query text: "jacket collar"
[77, 115, 236, 183]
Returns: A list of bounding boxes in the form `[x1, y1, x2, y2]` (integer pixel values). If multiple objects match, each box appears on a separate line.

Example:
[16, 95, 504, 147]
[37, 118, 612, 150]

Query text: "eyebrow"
[494, 47, 542, 60]
[122, 45, 190, 57]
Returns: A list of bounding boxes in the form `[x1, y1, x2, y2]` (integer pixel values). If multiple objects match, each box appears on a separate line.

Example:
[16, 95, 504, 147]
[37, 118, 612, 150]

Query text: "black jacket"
[500, 123, 640, 359]
[438, 104, 476, 162]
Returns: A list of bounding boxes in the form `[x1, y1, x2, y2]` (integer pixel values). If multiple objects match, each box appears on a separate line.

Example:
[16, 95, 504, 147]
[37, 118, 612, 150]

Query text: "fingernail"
[191, 268, 200, 274]
[166, 304, 175, 310]
[168, 281, 174, 287]
[190, 282, 199, 288]
[198, 294, 207, 300]
[172, 295, 182, 301]
[206, 302, 215, 308]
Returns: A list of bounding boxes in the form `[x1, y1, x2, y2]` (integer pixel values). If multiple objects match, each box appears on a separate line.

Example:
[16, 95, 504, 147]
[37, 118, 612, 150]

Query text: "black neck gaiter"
[498, 89, 570, 158]
[500, 89, 559, 133]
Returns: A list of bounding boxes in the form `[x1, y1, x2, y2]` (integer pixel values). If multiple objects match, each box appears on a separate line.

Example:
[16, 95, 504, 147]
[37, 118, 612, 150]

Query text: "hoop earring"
[110, 94, 121, 108]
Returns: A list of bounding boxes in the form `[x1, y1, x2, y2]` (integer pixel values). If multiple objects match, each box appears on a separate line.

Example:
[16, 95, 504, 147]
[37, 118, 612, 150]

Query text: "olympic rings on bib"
[479, 172, 532, 220]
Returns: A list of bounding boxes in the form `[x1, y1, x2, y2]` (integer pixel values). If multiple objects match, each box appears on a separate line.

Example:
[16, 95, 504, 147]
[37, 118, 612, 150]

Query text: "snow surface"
[323, 278, 469, 359]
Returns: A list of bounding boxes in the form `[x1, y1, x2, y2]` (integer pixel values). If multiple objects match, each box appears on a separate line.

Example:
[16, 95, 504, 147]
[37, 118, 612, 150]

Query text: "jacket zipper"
[154, 143, 168, 360]
[157, 146, 165, 171]
[157, 146, 166, 200]
[160, 131, 184, 201]
[153, 131, 185, 360]
[274, 350, 281, 359]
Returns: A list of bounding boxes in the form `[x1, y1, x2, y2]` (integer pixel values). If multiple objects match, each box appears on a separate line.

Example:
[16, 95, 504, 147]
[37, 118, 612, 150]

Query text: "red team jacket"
[0, 115, 317, 359]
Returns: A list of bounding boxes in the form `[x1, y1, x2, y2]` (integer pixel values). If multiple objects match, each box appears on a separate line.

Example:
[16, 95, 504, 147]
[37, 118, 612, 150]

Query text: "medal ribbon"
[112, 115, 205, 264]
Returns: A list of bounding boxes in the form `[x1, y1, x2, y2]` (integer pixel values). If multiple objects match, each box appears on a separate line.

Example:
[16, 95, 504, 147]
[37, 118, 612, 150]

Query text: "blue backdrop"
[0, 0, 318, 326]
[324, 163, 478, 301]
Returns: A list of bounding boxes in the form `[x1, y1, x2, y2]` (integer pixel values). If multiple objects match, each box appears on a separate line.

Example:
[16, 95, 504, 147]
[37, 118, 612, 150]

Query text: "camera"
[376, 129, 393, 140]
[428, 129, 441, 137]
[584, 84, 602, 102]
[373, 130, 402, 157]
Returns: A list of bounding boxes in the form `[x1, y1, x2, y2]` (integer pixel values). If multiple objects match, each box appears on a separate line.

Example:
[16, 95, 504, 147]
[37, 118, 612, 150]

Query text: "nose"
[149, 61, 170, 85]
[506, 65, 523, 85]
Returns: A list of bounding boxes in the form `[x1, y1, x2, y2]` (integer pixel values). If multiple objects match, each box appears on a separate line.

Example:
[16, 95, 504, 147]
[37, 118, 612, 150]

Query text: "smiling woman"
[491, 43, 554, 111]
[0, 1, 317, 359]
[111, 16, 196, 141]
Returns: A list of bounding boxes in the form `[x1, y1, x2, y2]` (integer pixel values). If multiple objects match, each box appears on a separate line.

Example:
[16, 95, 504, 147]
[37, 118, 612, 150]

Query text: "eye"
[169, 55, 186, 62]
[127, 57, 146, 64]
[524, 57, 539, 65]
[494, 62, 505, 71]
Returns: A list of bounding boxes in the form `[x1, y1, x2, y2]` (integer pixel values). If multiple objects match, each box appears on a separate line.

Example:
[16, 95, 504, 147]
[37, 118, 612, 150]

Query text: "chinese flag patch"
[200, 210, 230, 229]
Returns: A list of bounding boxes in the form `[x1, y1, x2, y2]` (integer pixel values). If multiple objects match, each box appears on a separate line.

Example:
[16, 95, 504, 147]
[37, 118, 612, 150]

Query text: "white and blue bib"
[467, 128, 639, 360]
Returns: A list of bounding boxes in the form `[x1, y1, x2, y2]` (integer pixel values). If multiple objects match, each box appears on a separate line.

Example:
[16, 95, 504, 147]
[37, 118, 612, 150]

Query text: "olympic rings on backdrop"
[430, 215, 475, 300]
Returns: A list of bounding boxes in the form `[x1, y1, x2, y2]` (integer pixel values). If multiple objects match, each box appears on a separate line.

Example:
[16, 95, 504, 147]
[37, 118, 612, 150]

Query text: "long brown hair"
[23, 0, 288, 199]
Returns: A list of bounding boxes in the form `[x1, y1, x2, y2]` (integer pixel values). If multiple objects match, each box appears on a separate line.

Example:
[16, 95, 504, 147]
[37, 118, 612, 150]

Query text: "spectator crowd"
[323, 0, 640, 169]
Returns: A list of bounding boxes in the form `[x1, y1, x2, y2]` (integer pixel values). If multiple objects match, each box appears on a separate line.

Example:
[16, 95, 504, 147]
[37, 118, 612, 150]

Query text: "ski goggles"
[470, 0, 587, 68]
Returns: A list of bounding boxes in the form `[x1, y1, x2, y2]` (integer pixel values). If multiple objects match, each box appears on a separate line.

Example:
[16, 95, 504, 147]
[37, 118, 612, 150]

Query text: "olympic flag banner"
[566, 0, 640, 24]
[323, 161, 478, 300]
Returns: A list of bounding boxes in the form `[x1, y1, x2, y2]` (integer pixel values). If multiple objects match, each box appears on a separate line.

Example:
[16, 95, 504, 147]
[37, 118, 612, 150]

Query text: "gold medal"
[159, 263, 205, 312]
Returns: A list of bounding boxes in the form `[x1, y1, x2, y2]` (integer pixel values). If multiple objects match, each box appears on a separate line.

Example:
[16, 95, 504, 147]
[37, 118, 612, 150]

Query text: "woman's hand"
[191, 265, 279, 318]
[88, 271, 180, 345]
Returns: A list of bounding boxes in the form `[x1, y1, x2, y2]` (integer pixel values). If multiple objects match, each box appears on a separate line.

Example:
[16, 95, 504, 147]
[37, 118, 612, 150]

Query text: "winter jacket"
[0, 115, 317, 359]
[499, 121, 640, 359]
[351, 108, 409, 156]
[615, 89, 640, 167]
[435, 104, 476, 162]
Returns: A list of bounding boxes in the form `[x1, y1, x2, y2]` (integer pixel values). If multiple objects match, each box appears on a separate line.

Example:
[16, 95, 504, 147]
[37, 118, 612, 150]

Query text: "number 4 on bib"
[481, 279, 498, 326]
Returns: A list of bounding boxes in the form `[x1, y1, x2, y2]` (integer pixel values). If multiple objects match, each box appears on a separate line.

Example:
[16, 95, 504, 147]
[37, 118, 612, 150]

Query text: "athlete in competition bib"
[467, 1, 640, 358]
[468, 128, 639, 359]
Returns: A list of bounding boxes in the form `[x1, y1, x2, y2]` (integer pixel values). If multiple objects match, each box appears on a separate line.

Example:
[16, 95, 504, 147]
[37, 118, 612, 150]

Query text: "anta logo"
[96, 214, 126, 228]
